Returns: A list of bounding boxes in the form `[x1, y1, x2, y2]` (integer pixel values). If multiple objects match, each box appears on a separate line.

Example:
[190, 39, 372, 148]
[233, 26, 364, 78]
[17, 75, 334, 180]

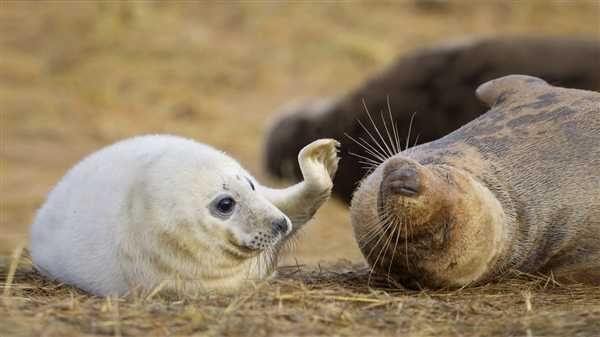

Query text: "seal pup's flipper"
[259, 139, 340, 234]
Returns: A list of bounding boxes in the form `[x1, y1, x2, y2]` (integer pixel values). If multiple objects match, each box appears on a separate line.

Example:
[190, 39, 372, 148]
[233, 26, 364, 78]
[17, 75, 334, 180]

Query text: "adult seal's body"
[30, 135, 339, 296]
[350, 75, 600, 288]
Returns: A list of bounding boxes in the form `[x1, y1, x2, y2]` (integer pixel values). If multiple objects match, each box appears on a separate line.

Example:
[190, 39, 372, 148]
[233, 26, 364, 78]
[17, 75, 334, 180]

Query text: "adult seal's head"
[351, 75, 600, 288]
[352, 153, 506, 288]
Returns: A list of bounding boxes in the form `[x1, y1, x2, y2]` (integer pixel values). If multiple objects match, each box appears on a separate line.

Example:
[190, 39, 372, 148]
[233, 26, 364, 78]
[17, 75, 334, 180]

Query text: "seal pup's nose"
[271, 218, 289, 235]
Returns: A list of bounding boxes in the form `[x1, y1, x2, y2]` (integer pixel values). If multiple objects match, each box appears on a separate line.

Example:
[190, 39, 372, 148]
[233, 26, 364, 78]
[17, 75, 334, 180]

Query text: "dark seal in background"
[263, 36, 600, 203]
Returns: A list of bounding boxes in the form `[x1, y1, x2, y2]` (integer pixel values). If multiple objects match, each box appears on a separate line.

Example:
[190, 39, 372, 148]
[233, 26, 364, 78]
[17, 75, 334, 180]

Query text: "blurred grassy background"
[1, 1, 599, 264]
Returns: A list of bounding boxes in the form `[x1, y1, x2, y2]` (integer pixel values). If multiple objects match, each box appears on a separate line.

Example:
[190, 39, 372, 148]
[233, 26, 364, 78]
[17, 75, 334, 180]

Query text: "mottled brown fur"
[351, 75, 600, 288]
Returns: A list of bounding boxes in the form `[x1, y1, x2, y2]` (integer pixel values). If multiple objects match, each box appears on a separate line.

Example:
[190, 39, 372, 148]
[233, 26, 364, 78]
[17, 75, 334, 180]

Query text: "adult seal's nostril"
[271, 218, 289, 235]
[385, 166, 421, 197]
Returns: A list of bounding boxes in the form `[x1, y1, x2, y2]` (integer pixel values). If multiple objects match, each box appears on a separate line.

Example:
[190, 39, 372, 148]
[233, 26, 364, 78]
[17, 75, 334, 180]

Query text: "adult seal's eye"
[216, 196, 236, 214]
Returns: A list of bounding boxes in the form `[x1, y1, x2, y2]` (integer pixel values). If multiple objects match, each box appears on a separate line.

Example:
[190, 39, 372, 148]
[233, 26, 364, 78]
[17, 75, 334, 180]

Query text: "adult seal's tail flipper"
[350, 75, 600, 288]
[476, 74, 550, 107]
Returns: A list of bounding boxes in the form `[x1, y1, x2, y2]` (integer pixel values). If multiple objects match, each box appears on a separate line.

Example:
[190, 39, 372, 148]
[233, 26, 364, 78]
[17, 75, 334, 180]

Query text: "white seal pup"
[30, 135, 339, 296]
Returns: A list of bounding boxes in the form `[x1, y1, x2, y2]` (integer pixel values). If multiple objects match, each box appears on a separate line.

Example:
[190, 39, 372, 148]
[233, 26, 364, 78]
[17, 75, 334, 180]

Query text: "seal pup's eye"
[245, 177, 255, 191]
[217, 197, 236, 213]
[211, 195, 236, 217]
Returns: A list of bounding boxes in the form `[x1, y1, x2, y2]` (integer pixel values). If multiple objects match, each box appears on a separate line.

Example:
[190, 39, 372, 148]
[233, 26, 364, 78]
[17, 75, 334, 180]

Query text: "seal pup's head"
[350, 147, 507, 289]
[204, 168, 292, 256]
[121, 140, 292, 295]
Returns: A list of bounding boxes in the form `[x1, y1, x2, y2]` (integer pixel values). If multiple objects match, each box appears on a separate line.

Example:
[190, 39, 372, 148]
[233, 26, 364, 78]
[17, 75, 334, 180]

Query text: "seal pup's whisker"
[262, 247, 275, 279]
[284, 237, 299, 258]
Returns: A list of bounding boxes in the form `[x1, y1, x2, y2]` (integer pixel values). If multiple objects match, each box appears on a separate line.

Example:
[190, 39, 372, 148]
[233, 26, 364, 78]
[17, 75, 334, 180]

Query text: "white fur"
[30, 135, 339, 296]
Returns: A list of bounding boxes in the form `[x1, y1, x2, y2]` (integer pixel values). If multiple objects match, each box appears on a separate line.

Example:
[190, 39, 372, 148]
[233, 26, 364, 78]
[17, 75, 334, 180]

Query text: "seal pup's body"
[30, 135, 339, 296]
[351, 75, 599, 288]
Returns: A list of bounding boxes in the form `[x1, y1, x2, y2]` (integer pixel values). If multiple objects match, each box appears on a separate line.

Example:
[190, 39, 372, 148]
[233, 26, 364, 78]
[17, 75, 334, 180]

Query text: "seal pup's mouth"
[225, 217, 291, 256]
[246, 218, 290, 251]
[222, 234, 262, 259]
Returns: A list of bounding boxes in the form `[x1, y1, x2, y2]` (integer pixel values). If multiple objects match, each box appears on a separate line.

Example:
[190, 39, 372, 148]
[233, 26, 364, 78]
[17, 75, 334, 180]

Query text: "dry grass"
[1, 1, 600, 336]
[2, 252, 600, 337]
